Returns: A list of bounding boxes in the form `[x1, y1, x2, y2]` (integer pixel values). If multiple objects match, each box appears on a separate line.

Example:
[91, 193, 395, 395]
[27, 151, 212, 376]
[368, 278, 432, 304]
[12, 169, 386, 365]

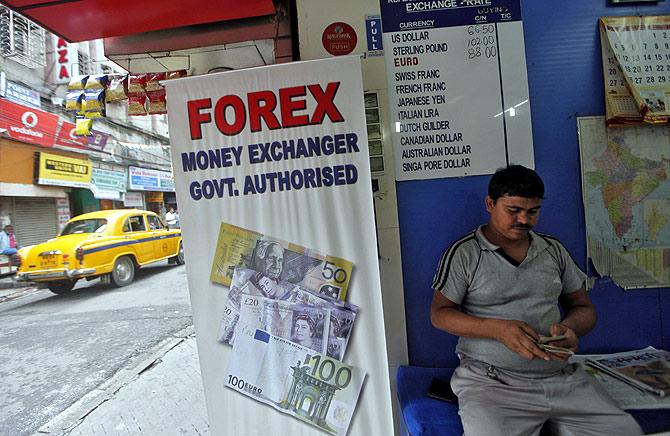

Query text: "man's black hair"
[488, 164, 544, 201]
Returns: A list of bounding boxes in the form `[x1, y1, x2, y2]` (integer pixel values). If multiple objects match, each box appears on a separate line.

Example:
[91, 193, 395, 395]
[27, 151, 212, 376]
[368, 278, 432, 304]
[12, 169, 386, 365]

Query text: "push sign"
[365, 15, 383, 56]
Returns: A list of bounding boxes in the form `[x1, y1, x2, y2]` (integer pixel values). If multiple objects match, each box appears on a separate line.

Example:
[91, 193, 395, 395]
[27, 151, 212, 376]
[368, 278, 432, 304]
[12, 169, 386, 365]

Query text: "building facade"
[0, 6, 176, 244]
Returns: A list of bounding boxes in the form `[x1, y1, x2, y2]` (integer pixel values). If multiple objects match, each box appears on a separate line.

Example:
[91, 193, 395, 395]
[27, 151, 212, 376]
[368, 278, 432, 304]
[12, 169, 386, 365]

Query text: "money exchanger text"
[180, 133, 361, 172]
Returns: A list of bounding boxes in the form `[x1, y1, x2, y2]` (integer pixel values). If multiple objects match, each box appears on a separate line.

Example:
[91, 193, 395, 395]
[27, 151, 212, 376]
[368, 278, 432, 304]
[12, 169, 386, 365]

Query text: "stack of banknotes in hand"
[535, 335, 574, 356]
[212, 223, 364, 435]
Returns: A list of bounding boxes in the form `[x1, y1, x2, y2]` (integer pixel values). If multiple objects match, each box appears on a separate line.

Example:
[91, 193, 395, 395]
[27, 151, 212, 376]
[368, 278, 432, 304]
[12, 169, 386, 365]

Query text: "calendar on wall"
[600, 15, 670, 125]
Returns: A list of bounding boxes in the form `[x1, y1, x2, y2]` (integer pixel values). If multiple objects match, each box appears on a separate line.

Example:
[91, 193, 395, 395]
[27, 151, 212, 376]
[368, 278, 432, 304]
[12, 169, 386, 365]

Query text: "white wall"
[295, 1, 408, 433]
[0, 196, 12, 226]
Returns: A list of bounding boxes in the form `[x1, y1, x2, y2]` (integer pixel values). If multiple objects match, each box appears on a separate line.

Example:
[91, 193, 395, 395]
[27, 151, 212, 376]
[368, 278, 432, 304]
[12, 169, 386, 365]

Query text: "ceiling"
[108, 40, 276, 75]
[101, 11, 290, 74]
[0, 0, 276, 42]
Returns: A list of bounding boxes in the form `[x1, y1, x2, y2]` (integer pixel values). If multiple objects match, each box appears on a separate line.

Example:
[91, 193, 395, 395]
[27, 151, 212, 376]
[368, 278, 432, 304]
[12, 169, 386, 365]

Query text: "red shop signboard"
[54, 121, 88, 150]
[0, 98, 60, 147]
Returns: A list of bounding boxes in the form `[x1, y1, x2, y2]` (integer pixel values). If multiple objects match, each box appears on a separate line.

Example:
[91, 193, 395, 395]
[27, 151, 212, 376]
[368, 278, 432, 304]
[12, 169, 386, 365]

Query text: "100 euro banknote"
[225, 329, 365, 436]
[218, 268, 358, 359]
[210, 223, 353, 301]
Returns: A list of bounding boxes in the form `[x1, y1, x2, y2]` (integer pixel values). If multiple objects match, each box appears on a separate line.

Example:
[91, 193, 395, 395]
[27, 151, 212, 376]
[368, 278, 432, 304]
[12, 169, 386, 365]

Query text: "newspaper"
[572, 351, 670, 410]
[586, 347, 670, 397]
[225, 329, 365, 436]
[210, 222, 353, 301]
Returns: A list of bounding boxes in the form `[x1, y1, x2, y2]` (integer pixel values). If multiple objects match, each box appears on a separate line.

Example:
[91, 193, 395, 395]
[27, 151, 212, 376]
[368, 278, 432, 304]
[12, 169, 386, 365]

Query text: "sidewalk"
[0, 273, 27, 290]
[0, 276, 37, 303]
[35, 327, 210, 436]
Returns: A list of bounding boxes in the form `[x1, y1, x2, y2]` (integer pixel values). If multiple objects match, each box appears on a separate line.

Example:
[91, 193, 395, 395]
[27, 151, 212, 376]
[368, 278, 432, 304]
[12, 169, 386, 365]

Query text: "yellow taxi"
[16, 209, 184, 294]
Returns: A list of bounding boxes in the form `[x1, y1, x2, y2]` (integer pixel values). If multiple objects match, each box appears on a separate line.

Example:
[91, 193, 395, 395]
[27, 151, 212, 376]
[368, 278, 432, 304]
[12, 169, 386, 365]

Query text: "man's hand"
[546, 323, 579, 361]
[491, 319, 551, 361]
[430, 292, 565, 362]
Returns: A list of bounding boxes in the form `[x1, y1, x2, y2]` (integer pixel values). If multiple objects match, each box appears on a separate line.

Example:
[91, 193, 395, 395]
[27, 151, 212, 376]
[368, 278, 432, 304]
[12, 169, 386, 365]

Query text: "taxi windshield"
[61, 219, 108, 235]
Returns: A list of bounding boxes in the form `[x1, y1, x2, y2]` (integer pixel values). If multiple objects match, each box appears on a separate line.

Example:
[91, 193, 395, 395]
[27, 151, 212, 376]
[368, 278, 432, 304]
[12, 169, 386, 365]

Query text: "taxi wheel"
[48, 280, 76, 294]
[112, 256, 135, 287]
[175, 242, 185, 265]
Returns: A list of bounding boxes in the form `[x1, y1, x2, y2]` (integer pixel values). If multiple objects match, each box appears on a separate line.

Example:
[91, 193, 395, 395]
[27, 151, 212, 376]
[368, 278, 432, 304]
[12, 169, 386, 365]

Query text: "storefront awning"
[1, 0, 276, 42]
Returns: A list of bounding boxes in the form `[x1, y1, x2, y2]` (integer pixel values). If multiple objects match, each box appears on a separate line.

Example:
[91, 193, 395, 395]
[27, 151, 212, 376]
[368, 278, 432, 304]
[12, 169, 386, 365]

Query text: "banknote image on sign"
[210, 222, 354, 301]
[215, 227, 362, 433]
[164, 55, 393, 436]
[225, 329, 366, 436]
[218, 267, 358, 360]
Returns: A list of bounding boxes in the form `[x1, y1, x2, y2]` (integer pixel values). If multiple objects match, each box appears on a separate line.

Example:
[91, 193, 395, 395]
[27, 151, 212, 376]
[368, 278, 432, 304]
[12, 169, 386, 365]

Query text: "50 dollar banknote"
[225, 329, 365, 436]
[210, 223, 353, 301]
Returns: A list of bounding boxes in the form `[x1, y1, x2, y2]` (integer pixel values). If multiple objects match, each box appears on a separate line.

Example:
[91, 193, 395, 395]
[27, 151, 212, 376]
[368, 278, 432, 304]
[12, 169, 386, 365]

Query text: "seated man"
[430, 165, 641, 436]
[0, 224, 18, 256]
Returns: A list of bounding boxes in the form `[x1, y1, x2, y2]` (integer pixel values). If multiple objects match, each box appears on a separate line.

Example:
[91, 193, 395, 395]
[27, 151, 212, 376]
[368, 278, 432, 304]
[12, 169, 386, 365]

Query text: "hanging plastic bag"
[82, 89, 106, 113]
[106, 75, 128, 102]
[147, 89, 167, 114]
[75, 117, 93, 136]
[128, 93, 148, 116]
[65, 90, 84, 112]
[67, 75, 89, 90]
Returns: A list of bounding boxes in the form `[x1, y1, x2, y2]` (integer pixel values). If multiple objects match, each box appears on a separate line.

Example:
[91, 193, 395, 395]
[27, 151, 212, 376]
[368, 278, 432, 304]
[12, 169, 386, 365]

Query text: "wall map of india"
[579, 117, 670, 289]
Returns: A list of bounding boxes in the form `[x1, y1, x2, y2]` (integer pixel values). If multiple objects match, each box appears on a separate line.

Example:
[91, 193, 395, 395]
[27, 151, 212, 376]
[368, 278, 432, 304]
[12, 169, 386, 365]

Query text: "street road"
[0, 262, 193, 436]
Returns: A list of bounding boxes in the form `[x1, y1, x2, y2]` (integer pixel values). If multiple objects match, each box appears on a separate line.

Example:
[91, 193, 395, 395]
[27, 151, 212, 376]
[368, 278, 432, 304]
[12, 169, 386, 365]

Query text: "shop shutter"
[14, 198, 58, 247]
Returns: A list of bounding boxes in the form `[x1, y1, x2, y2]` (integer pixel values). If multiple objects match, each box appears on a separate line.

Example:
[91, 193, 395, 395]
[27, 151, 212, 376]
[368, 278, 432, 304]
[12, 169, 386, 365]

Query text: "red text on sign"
[187, 82, 344, 140]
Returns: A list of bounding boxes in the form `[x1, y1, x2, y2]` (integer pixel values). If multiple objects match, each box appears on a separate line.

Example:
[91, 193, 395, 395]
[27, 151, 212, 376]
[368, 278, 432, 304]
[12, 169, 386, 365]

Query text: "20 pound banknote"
[236, 295, 331, 356]
[225, 329, 365, 436]
[210, 223, 353, 301]
[218, 267, 358, 360]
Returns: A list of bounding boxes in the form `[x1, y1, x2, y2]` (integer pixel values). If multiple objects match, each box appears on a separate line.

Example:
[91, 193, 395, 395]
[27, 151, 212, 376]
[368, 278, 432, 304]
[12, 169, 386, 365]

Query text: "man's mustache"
[513, 224, 532, 230]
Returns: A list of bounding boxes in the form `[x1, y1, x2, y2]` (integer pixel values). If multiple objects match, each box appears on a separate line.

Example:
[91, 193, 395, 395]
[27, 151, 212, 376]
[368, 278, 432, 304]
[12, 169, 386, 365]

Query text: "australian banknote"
[225, 329, 365, 436]
[209, 222, 353, 301]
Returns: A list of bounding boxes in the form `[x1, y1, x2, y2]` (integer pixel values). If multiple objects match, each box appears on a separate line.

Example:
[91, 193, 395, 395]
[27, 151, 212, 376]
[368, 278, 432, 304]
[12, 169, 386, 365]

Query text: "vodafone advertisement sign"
[322, 22, 358, 56]
[0, 98, 59, 147]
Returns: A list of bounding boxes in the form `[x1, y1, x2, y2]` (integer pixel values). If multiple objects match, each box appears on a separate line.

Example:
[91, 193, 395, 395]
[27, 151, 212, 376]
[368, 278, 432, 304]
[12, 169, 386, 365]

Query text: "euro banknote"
[210, 222, 353, 301]
[225, 329, 365, 436]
